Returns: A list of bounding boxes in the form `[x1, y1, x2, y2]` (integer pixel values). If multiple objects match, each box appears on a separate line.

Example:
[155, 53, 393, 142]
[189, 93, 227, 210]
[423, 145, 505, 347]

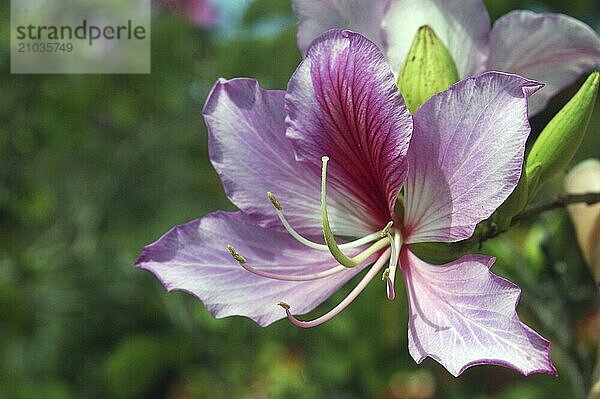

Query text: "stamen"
[277, 248, 391, 328]
[381, 267, 390, 281]
[384, 232, 402, 301]
[267, 191, 383, 251]
[227, 245, 349, 281]
[267, 192, 282, 210]
[380, 221, 394, 237]
[227, 245, 247, 264]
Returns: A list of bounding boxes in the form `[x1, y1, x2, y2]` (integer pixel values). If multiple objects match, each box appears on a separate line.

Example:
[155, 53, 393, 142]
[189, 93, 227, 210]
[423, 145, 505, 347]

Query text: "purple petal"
[286, 29, 412, 229]
[403, 72, 542, 243]
[184, 0, 218, 27]
[401, 249, 556, 377]
[204, 77, 366, 237]
[382, 0, 490, 78]
[135, 211, 367, 327]
[488, 11, 600, 116]
[293, 0, 388, 54]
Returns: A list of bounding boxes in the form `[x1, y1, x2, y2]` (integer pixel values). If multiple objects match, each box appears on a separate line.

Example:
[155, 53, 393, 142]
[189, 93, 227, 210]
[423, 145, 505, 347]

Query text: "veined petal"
[293, 0, 388, 54]
[286, 29, 412, 229]
[401, 249, 556, 377]
[488, 11, 600, 116]
[135, 211, 368, 327]
[404, 72, 542, 243]
[382, 0, 490, 78]
[204, 77, 363, 237]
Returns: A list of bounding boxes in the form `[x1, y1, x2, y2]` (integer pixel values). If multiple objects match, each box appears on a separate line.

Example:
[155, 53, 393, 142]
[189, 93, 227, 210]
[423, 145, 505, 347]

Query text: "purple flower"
[136, 29, 556, 376]
[163, 0, 217, 27]
[293, 0, 600, 115]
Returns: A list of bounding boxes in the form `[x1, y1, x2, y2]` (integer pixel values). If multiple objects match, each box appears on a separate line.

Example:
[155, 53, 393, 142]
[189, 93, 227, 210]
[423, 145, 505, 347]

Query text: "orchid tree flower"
[293, 0, 600, 115]
[136, 29, 557, 376]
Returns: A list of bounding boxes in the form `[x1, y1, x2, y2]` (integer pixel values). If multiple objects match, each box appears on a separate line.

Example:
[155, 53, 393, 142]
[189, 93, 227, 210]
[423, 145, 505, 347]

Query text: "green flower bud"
[526, 71, 599, 197]
[397, 25, 459, 114]
[525, 162, 543, 203]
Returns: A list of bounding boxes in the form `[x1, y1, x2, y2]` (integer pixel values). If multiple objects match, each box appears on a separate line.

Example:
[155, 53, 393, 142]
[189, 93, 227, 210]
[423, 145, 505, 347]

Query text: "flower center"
[227, 156, 402, 327]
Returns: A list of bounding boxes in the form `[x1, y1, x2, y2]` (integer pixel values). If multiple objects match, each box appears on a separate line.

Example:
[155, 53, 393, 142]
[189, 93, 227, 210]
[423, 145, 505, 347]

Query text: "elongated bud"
[564, 159, 600, 286]
[527, 71, 599, 197]
[525, 162, 543, 202]
[398, 25, 459, 113]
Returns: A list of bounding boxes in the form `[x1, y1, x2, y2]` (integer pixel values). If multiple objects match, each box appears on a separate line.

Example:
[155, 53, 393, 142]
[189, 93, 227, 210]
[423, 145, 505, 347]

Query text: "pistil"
[320, 156, 389, 268]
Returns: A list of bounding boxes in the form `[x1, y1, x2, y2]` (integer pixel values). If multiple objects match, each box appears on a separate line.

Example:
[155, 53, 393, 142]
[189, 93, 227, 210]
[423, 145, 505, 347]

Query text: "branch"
[512, 192, 600, 224]
[476, 192, 600, 244]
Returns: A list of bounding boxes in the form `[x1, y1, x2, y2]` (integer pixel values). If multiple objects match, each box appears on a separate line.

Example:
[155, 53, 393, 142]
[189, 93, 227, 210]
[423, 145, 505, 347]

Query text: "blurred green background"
[1, 0, 599, 398]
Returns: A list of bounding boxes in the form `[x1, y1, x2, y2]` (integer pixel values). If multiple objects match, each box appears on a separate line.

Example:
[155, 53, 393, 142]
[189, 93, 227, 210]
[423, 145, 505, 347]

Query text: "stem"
[478, 192, 600, 243]
[512, 192, 600, 224]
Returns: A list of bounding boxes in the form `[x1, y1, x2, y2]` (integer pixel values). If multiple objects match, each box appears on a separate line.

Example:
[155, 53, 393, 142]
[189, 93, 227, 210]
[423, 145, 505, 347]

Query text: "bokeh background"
[1, 0, 600, 397]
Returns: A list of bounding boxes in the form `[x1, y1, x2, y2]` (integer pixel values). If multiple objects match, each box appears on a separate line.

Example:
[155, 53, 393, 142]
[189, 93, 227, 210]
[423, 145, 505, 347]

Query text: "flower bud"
[526, 71, 599, 197]
[564, 158, 600, 285]
[397, 25, 459, 113]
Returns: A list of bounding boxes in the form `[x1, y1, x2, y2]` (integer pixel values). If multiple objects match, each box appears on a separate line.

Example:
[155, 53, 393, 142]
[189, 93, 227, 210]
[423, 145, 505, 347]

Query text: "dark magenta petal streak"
[286, 29, 412, 229]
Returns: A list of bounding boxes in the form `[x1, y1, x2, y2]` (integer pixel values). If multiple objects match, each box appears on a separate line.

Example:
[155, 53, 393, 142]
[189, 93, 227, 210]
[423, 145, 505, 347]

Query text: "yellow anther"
[267, 192, 282, 210]
[381, 268, 390, 281]
[226, 245, 247, 264]
[380, 221, 394, 238]
[277, 301, 291, 310]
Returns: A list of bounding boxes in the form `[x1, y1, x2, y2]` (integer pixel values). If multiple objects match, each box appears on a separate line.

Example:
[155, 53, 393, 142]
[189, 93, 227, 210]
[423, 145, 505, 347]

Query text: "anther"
[277, 301, 291, 310]
[381, 268, 390, 281]
[380, 221, 394, 238]
[267, 192, 282, 211]
[227, 245, 247, 264]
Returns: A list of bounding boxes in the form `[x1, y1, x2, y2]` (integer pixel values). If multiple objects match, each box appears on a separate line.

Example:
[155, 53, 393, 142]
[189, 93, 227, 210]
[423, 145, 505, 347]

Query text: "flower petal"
[286, 29, 412, 229]
[135, 211, 368, 327]
[293, 0, 388, 54]
[204, 77, 363, 236]
[403, 72, 542, 243]
[382, 0, 490, 78]
[401, 249, 556, 377]
[488, 11, 600, 116]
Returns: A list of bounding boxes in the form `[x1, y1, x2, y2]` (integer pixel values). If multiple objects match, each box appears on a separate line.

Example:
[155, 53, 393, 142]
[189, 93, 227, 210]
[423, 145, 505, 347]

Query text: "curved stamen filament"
[384, 232, 402, 300]
[227, 245, 348, 281]
[277, 248, 391, 328]
[267, 192, 382, 251]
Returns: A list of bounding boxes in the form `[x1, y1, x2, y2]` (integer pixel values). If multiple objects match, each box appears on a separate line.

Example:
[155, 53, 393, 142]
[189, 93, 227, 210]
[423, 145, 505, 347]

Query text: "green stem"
[512, 192, 600, 224]
[480, 192, 600, 243]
